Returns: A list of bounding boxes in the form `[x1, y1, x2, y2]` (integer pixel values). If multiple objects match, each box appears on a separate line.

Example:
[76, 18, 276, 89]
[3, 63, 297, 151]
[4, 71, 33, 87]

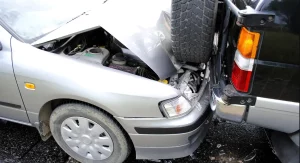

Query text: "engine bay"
[38, 27, 208, 102]
[38, 28, 159, 80]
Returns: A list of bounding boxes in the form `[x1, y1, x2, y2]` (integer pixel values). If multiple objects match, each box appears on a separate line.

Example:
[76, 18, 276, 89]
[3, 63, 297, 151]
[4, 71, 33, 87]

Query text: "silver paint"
[0, 0, 210, 160]
[10, 36, 180, 119]
[0, 26, 29, 122]
[246, 97, 299, 133]
[31, 0, 177, 79]
[117, 109, 212, 159]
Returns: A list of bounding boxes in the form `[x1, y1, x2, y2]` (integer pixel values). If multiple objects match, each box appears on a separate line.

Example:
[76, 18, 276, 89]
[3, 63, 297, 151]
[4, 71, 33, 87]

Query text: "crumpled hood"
[32, 0, 177, 79]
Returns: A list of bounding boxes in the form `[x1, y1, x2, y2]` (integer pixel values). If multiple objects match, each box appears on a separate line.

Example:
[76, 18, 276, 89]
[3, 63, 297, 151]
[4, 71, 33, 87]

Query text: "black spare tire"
[171, 0, 218, 63]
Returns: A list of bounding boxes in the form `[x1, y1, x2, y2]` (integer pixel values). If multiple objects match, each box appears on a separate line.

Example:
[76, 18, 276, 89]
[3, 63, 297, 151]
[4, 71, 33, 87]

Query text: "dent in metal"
[32, 0, 177, 79]
[92, 0, 177, 79]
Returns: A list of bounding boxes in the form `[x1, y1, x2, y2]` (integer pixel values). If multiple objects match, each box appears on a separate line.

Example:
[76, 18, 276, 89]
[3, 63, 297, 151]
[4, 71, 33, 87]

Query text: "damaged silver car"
[0, 0, 218, 162]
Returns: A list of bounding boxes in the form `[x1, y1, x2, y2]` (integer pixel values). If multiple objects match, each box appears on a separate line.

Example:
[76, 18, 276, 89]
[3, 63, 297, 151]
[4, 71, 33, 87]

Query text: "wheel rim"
[61, 117, 114, 160]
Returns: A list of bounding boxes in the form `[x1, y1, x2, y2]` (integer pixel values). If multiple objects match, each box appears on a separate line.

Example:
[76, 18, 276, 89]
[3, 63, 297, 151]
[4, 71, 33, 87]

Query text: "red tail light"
[231, 27, 260, 92]
[231, 62, 252, 92]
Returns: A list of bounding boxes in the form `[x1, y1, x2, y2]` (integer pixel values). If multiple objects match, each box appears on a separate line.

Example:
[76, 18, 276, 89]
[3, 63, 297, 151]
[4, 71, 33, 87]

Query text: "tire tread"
[171, 0, 217, 63]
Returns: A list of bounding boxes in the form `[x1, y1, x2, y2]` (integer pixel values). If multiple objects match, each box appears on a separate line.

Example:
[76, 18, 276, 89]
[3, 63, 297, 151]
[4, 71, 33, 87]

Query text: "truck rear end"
[211, 0, 299, 161]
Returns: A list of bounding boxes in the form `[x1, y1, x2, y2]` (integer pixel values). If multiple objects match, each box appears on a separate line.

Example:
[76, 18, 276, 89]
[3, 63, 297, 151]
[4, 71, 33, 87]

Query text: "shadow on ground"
[0, 118, 281, 163]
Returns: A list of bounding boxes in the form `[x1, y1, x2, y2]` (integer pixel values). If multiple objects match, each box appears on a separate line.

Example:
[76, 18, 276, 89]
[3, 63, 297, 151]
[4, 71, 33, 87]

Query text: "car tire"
[171, 0, 218, 63]
[50, 103, 131, 163]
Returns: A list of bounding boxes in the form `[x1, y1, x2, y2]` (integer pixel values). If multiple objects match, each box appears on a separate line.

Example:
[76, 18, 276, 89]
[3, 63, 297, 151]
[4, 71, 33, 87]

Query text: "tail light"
[231, 27, 260, 92]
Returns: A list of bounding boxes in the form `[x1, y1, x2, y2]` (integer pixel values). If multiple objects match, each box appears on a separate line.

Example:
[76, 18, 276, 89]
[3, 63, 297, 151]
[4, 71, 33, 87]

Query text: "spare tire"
[171, 0, 218, 63]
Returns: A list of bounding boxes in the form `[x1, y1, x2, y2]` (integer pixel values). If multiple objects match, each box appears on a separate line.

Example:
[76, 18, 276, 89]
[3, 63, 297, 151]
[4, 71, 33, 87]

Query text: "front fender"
[12, 38, 180, 121]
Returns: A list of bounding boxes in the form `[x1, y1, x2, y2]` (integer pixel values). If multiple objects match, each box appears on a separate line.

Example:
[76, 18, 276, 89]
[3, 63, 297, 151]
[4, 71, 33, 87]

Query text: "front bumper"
[115, 85, 213, 159]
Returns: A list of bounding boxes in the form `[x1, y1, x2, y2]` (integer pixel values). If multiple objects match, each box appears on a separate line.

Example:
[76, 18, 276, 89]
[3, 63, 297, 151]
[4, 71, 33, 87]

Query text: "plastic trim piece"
[0, 101, 21, 109]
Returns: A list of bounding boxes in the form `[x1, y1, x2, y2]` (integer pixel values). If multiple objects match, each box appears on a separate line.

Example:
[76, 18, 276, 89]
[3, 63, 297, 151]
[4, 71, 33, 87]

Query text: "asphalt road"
[0, 118, 281, 163]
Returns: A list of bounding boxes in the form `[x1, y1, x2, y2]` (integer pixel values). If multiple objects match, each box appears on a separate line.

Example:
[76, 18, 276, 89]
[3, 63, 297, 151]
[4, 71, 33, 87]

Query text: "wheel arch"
[37, 98, 134, 153]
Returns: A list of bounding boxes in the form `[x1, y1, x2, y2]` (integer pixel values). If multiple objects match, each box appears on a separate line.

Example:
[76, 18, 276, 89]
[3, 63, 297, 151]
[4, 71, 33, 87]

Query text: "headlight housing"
[160, 96, 192, 117]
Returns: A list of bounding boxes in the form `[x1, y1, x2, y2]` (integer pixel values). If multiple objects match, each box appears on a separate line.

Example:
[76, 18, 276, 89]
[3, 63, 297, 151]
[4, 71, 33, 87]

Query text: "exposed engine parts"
[38, 28, 158, 80]
[108, 53, 138, 74]
[108, 53, 158, 80]
[38, 27, 205, 86]
[111, 53, 126, 65]
[70, 47, 109, 64]
[168, 67, 206, 102]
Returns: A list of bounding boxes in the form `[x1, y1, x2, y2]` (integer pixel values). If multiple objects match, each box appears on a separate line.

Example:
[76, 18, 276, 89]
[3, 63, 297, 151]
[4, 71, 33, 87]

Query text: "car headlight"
[161, 96, 192, 117]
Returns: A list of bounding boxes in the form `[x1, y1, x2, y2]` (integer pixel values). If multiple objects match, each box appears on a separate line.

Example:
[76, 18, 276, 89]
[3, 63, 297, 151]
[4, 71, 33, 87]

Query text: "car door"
[0, 24, 30, 124]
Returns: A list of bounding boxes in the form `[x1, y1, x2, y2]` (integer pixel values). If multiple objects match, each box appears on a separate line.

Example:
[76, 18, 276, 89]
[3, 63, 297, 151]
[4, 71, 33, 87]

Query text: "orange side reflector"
[25, 83, 35, 90]
[237, 27, 260, 59]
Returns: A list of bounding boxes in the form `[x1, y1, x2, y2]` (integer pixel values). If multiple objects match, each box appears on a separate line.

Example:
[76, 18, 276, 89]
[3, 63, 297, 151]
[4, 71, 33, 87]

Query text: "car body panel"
[0, 0, 105, 42]
[250, 0, 300, 102]
[32, 0, 177, 79]
[246, 97, 299, 133]
[11, 36, 181, 124]
[0, 25, 30, 123]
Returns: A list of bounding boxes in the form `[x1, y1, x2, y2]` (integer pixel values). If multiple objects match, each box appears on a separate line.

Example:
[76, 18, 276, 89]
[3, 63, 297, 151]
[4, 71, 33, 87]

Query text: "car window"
[0, 0, 102, 43]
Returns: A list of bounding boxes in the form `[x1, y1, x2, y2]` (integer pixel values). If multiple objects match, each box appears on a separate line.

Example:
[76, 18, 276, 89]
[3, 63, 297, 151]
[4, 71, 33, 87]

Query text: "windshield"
[0, 0, 102, 43]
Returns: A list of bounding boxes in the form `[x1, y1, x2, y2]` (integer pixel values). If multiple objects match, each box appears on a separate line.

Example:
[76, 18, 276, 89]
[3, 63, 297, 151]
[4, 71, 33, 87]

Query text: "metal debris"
[219, 150, 226, 156]
[189, 153, 196, 159]
[209, 156, 216, 160]
[149, 159, 161, 162]
[243, 149, 257, 162]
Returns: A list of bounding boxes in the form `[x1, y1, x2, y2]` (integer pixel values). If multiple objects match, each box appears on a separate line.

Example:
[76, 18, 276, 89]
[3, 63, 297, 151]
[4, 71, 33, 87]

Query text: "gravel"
[0, 118, 281, 163]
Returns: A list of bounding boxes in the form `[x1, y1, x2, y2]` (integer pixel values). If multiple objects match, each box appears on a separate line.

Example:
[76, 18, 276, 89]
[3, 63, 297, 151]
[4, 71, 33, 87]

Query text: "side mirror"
[0, 41, 2, 51]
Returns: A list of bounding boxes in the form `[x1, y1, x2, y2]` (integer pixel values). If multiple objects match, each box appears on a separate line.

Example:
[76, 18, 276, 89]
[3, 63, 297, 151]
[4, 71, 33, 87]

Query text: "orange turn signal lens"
[25, 82, 35, 90]
[237, 27, 260, 59]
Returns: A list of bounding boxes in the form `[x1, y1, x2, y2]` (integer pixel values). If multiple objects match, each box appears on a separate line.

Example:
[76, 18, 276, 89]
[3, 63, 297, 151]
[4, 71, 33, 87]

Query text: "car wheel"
[50, 103, 131, 163]
[171, 0, 218, 63]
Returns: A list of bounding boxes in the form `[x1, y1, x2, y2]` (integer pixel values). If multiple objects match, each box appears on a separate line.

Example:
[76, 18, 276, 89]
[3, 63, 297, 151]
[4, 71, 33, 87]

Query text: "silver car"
[0, 0, 215, 162]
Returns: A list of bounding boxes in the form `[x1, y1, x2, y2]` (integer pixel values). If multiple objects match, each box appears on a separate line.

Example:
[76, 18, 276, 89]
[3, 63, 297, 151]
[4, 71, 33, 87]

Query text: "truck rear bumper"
[210, 86, 299, 133]
[210, 87, 247, 122]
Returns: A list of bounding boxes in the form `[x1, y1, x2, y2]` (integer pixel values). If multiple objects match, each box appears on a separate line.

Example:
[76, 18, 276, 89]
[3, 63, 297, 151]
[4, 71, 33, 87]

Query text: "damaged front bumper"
[116, 79, 213, 159]
[115, 62, 213, 159]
